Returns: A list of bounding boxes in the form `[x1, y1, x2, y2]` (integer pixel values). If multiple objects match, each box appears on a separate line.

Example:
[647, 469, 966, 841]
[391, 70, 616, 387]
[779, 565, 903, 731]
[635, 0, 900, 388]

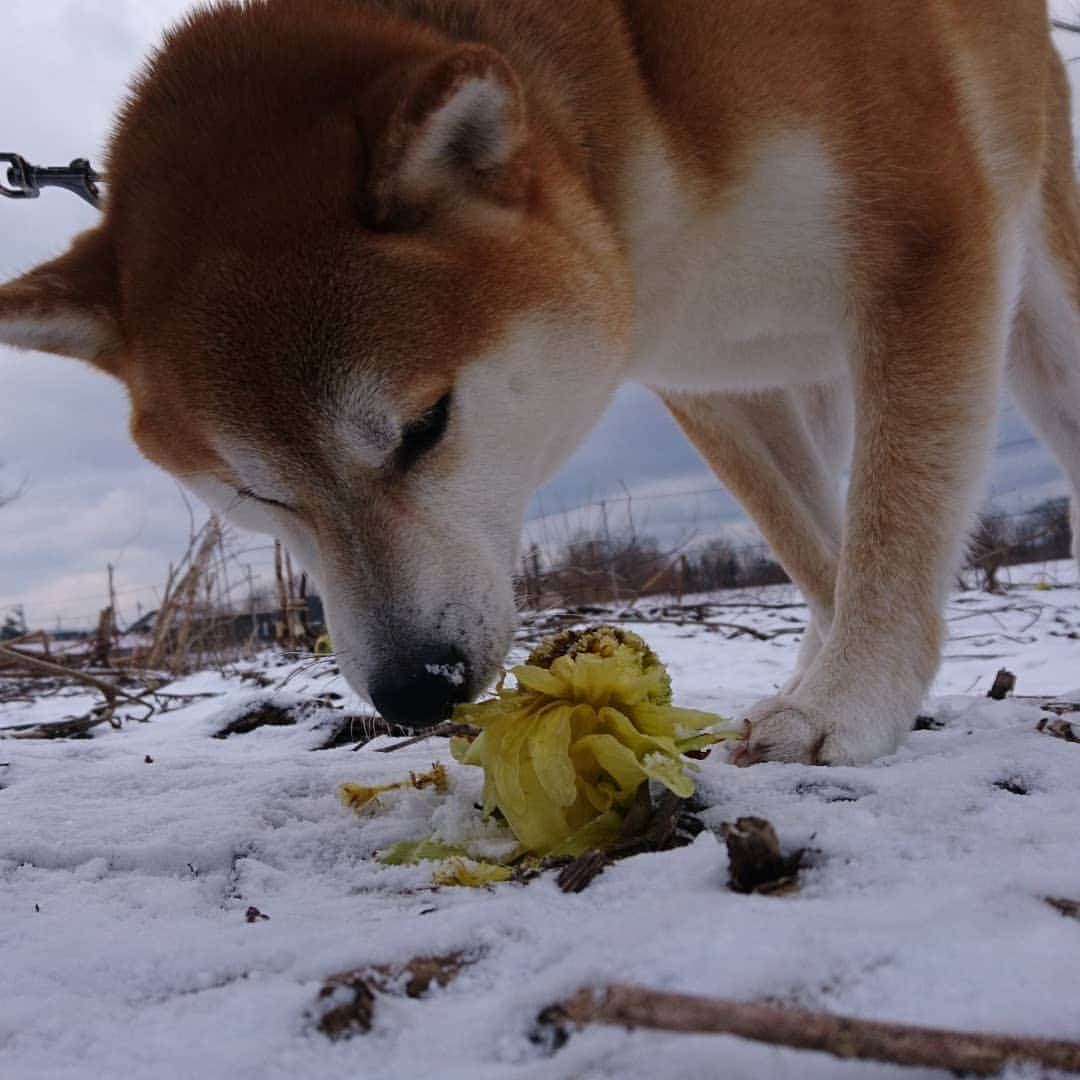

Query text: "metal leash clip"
[0, 153, 104, 209]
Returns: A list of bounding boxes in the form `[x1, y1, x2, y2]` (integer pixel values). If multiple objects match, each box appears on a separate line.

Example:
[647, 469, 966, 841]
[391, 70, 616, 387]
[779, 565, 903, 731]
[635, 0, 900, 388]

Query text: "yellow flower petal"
[638, 751, 697, 799]
[491, 716, 531, 817]
[512, 664, 570, 698]
[577, 773, 617, 813]
[432, 858, 512, 888]
[527, 703, 577, 807]
[379, 835, 467, 865]
[548, 810, 624, 857]
[621, 702, 681, 739]
[572, 732, 648, 797]
[340, 781, 401, 810]
[503, 756, 574, 854]
[597, 705, 673, 758]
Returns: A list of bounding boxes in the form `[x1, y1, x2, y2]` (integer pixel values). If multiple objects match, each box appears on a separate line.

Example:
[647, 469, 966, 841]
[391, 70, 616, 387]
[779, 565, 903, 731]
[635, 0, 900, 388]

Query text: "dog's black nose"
[370, 648, 472, 729]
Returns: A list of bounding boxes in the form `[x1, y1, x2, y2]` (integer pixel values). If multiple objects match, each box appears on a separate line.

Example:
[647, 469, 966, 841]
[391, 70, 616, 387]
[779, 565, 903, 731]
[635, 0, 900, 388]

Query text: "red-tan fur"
[2, 0, 1079, 762]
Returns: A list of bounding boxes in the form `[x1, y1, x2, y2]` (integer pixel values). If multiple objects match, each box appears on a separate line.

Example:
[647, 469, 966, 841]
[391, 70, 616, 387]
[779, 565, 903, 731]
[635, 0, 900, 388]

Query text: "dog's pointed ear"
[0, 227, 123, 374]
[370, 44, 530, 225]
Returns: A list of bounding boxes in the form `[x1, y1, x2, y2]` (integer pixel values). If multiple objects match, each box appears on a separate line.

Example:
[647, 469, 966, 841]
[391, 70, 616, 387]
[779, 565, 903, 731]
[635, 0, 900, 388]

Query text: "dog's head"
[0, 2, 631, 724]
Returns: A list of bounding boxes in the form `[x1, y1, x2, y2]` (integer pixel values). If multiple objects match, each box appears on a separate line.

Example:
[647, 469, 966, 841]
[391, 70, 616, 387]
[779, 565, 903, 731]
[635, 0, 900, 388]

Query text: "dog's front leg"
[737, 226, 1008, 765]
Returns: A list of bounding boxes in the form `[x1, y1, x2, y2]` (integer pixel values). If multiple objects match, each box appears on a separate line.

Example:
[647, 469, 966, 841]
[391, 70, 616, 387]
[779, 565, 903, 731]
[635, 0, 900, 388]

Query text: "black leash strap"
[0, 153, 104, 209]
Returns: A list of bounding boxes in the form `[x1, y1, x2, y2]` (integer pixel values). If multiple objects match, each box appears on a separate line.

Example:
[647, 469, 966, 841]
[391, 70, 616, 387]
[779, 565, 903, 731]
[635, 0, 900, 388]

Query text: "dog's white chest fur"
[622, 131, 850, 393]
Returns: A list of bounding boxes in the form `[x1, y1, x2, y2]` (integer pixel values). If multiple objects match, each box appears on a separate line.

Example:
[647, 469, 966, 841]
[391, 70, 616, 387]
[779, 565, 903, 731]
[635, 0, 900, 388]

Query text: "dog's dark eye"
[236, 487, 295, 513]
[397, 393, 451, 470]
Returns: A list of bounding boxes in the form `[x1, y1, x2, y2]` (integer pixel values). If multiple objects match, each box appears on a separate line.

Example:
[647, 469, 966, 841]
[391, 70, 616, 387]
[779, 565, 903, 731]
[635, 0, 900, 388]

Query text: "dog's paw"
[731, 694, 904, 767]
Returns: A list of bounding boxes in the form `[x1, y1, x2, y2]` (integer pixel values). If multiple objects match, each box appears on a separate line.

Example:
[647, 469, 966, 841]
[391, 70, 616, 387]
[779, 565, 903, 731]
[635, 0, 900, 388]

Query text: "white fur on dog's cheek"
[183, 475, 324, 591]
[451, 316, 625, 504]
[183, 475, 254, 524]
[184, 474, 282, 535]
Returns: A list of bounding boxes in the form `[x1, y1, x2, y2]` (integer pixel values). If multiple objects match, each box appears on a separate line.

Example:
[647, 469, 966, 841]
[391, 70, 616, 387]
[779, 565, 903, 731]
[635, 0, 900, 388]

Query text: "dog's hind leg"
[1007, 74, 1080, 573]
[661, 381, 852, 691]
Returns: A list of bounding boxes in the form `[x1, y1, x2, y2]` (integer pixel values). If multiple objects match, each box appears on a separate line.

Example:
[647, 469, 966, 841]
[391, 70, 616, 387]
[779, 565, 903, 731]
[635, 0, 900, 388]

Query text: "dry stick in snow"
[375, 721, 480, 753]
[0, 630, 52, 656]
[0, 645, 145, 707]
[2, 710, 118, 740]
[537, 985, 1080, 1076]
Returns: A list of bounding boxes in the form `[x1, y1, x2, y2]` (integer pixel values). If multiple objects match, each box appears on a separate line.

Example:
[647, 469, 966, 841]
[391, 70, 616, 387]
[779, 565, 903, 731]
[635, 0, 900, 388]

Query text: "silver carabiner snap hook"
[0, 153, 104, 209]
[0, 153, 39, 200]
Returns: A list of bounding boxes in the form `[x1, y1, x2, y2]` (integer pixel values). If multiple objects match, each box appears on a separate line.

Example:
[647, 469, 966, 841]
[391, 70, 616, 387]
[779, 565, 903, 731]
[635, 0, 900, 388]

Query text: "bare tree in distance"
[968, 513, 1011, 593]
[963, 498, 1073, 591]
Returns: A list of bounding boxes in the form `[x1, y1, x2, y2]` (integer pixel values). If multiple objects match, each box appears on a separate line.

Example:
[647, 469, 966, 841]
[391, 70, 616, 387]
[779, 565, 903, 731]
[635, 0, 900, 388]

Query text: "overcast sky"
[1, 2, 1074, 630]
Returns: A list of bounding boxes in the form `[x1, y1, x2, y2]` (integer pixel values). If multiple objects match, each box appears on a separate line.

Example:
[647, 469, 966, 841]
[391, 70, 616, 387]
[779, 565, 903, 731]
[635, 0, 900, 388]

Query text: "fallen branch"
[706, 621, 799, 641]
[0, 645, 144, 707]
[536, 985, 1080, 1075]
[0, 706, 117, 740]
[1038, 700, 1080, 716]
[0, 629, 52, 656]
[0, 646, 221, 738]
[1047, 897, 1080, 921]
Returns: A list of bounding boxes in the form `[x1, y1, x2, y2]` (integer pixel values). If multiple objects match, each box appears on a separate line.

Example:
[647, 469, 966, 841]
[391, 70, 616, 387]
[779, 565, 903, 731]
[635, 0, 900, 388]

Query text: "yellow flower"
[339, 763, 448, 811]
[432, 858, 513, 888]
[451, 627, 737, 856]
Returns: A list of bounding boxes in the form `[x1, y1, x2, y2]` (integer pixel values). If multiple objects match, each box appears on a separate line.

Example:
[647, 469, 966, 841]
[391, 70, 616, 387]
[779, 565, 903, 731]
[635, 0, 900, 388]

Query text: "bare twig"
[375, 721, 480, 753]
[554, 788, 691, 893]
[1047, 897, 1080, 920]
[0, 645, 144, 706]
[0, 629, 51, 656]
[1, 706, 117, 740]
[536, 985, 1080, 1075]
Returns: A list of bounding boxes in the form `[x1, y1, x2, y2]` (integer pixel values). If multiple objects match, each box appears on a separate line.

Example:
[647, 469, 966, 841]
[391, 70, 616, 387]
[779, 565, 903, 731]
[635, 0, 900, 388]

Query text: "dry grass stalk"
[0, 630, 52, 657]
[273, 541, 310, 648]
[146, 517, 224, 672]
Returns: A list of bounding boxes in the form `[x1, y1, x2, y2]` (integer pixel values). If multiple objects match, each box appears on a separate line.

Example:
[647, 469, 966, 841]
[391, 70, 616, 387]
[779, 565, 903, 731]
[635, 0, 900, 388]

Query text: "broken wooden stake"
[986, 668, 1016, 701]
[720, 816, 802, 895]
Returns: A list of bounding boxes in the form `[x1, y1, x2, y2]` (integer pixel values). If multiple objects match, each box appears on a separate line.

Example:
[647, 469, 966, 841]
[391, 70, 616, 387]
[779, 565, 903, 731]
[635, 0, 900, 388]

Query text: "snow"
[1, 565, 1079, 1079]
[424, 661, 468, 687]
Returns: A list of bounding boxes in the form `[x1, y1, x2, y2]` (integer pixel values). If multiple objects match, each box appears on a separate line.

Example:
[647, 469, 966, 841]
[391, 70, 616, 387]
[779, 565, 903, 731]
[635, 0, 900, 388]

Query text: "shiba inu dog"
[2, 0, 1079, 764]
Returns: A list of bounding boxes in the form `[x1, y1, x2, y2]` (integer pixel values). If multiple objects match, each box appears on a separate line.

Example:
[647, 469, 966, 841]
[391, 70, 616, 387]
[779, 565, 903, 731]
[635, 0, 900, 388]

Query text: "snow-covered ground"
[1, 565, 1078, 1080]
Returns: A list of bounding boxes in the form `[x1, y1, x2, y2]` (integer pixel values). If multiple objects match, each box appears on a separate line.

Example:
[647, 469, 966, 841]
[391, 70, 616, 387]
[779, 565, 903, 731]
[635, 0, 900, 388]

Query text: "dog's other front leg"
[738, 222, 1010, 765]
